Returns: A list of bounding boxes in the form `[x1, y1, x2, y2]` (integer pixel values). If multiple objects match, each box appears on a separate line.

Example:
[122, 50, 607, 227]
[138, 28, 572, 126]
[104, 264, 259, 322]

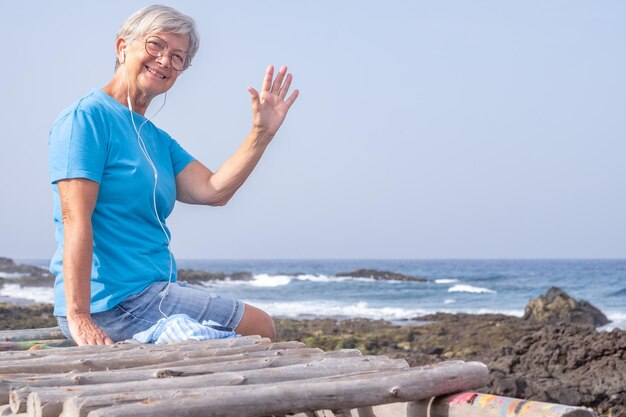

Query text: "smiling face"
[118, 32, 190, 99]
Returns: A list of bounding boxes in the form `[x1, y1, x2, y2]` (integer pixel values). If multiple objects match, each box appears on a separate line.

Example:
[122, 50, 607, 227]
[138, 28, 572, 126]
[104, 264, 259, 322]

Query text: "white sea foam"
[295, 274, 345, 283]
[473, 308, 524, 317]
[248, 300, 430, 321]
[444, 299, 456, 304]
[599, 312, 626, 331]
[448, 284, 496, 294]
[0, 284, 53, 304]
[435, 279, 459, 284]
[205, 273, 388, 288]
[250, 274, 292, 287]
[0, 272, 28, 279]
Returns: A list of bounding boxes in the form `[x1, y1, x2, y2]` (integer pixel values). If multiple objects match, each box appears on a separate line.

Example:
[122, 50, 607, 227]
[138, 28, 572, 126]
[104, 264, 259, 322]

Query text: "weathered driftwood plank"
[1, 350, 365, 407]
[9, 387, 29, 414]
[354, 407, 377, 417]
[0, 347, 352, 391]
[0, 339, 300, 374]
[0, 336, 269, 368]
[0, 342, 141, 363]
[67, 361, 489, 417]
[126, 346, 324, 370]
[0, 328, 65, 343]
[406, 392, 600, 417]
[0, 356, 263, 405]
[0, 339, 74, 352]
[0, 336, 266, 364]
[26, 357, 408, 417]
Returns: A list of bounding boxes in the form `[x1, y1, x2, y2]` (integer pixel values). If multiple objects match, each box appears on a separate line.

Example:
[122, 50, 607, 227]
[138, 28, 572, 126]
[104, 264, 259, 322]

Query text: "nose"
[155, 52, 172, 68]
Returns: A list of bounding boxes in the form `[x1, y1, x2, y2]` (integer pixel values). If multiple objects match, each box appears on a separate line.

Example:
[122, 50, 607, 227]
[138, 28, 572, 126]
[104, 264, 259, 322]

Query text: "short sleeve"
[48, 109, 108, 184]
[169, 138, 196, 176]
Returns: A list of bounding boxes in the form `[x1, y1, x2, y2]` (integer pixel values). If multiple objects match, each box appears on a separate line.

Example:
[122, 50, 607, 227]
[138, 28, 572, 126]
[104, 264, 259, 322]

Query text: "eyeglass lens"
[145, 36, 189, 71]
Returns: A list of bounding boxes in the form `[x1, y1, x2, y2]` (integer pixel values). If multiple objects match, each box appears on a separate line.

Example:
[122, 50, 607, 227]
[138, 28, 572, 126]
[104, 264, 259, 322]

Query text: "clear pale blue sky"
[1, 1, 625, 259]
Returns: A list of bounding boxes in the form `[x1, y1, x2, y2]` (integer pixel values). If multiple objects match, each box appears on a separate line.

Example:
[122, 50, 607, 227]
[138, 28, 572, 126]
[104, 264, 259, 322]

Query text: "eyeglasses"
[144, 35, 190, 71]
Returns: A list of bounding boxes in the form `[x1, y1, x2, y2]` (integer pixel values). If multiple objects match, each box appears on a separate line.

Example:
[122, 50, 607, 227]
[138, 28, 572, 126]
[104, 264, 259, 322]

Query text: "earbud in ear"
[122, 51, 126, 64]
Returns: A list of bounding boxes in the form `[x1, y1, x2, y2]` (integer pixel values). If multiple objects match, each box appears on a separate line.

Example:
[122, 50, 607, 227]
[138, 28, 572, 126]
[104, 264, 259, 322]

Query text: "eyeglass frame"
[142, 35, 192, 72]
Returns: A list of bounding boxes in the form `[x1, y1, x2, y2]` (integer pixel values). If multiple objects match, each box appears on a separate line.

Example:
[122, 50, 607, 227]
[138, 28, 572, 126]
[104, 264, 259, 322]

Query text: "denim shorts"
[57, 281, 245, 342]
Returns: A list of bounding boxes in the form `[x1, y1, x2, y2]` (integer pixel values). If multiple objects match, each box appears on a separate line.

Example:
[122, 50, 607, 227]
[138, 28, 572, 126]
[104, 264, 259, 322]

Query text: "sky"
[1, 1, 625, 260]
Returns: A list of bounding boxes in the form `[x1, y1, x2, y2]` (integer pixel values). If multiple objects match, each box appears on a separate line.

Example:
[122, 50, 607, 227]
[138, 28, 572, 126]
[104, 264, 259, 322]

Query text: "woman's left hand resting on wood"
[175, 65, 299, 207]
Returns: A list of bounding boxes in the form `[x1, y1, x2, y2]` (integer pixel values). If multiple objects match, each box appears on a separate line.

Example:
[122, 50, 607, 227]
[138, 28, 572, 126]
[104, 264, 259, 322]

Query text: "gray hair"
[115, 5, 199, 70]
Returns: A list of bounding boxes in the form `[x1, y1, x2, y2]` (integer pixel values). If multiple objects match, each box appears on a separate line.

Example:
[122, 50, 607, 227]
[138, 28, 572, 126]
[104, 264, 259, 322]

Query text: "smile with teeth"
[145, 66, 167, 79]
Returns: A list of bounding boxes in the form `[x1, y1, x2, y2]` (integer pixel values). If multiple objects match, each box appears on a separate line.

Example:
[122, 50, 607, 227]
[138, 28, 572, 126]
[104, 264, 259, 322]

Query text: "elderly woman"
[48, 5, 298, 345]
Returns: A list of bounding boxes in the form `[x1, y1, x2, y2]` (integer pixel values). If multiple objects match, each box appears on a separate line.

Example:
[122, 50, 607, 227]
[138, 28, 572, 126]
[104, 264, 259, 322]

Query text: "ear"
[116, 37, 128, 65]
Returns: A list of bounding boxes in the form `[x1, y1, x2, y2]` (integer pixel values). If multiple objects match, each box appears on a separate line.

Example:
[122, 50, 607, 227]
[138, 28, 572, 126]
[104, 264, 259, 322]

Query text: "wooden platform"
[0, 332, 489, 417]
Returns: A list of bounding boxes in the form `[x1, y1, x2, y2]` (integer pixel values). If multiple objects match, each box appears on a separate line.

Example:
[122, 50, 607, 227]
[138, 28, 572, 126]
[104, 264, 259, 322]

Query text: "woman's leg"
[235, 303, 276, 341]
[114, 281, 276, 340]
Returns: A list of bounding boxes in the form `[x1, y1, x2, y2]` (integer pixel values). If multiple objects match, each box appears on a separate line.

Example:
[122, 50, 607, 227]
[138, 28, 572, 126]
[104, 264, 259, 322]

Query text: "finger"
[105, 336, 114, 345]
[248, 86, 259, 102]
[261, 65, 273, 92]
[278, 73, 293, 100]
[284, 89, 299, 109]
[248, 86, 260, 111]
[271, 65, 287, 94]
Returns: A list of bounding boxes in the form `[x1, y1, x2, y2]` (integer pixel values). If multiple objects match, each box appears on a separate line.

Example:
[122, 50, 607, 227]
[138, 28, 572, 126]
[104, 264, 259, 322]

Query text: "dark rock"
[0, 257, 15, 269]
[335, 268, 427, 282]
[177, 269, 253, 285]
[0, 303, 56, 330]
[0, 257, 54, 288]
[486, 323, 626, 416]
[523, 287, 610, 327]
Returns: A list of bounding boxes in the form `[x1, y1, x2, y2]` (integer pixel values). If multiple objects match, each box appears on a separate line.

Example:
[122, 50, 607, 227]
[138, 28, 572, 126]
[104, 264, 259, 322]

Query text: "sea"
[3, 259, 625, 330]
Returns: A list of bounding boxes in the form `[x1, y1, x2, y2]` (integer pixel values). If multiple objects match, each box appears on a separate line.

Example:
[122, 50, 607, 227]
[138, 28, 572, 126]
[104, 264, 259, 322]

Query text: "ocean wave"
[239, 299, 532, 321]
[608, 288, 626, 297]
[295, 274, 349, 283]
[444, 299, 456, 304]
[448, 284, 496, 294]
[249, 300, 430, 321]
[599, 311, 626, 331]
[473, 308, 524, 317]
[249, 274, 292, 287]
[435, 279, 459, 284]
[204, 273, 403, 288]
[0, 284, 53, 304]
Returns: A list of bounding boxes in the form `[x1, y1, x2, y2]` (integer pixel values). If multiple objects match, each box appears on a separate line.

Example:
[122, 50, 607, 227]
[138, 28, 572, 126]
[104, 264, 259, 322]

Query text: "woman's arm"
[57, 178, 113, 346]
[175, 65, 299, 206]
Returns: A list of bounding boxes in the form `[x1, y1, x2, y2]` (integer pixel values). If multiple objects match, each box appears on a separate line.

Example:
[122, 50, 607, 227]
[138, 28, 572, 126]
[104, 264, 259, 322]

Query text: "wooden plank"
[0, 340, 75, 352]
[355, 407, 377, 417]
[0, 339, 296, 374]
[406, 392, 599, 417]
[65, 361, 488, 417]
[0, 328, 65, 343]
[9, 387, 29, 414]
[0, 336, 266, 363]
[27, 357, 408, 417]
[1, 350, 366, 407]
[125, 347, 324, 370]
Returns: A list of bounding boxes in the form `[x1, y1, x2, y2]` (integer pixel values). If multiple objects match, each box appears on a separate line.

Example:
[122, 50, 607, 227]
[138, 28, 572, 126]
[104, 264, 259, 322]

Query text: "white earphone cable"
[124, 63, 173, 319]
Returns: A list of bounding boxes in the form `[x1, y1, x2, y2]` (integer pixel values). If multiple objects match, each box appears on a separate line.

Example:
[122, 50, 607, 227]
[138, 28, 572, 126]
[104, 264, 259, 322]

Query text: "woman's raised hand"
[247, 65, 299, 144]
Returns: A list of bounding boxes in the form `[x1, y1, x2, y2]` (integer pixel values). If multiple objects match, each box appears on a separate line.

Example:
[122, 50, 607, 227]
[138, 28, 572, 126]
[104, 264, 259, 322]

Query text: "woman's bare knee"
[235, 304, 276, 341]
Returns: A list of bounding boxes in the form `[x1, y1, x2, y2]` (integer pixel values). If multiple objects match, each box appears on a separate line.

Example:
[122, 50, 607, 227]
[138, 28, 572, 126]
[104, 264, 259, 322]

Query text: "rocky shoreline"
[1, 289, 623, 416]
[0, 258, 623, 416]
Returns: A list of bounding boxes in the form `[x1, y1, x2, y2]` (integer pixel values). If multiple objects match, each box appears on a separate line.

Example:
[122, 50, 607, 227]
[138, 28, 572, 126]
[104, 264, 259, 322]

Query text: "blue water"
[175, 259, 626, 329]
[14, 259, 626, 329]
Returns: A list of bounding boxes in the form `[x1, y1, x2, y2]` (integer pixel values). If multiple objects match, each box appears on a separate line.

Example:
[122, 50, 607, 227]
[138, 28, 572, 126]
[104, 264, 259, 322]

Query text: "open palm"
[248, 65, 299, 142]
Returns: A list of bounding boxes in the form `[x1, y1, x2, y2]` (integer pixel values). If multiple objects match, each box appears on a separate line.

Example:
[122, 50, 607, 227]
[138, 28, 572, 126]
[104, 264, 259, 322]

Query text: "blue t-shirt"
[48, 89, 195, 316]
